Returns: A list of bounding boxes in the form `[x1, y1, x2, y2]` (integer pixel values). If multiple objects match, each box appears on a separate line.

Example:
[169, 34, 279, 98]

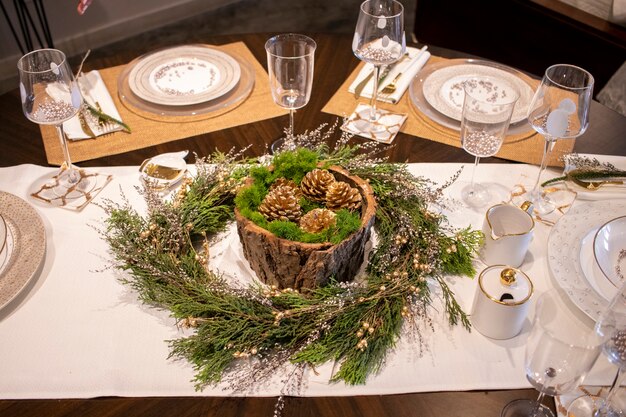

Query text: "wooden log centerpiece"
[235, 166, 376, 290]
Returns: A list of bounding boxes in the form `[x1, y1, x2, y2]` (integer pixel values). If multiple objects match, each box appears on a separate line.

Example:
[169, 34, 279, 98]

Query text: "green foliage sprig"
[104, 124, 482, 393]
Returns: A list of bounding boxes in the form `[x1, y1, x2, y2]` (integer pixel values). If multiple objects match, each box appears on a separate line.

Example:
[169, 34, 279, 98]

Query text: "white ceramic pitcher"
[481, 202, 534, 267]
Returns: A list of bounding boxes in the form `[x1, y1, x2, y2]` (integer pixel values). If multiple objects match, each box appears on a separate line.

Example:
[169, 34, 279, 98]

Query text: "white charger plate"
[128, 45, 241, 106]
[0, 191, 46, 310]
[422, 61, 535, 124]
[548, 200, 626, 321]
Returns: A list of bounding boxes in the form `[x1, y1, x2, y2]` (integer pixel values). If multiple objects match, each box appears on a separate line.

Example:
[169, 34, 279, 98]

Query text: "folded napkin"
[348, 46, 431, 104]
[63, 70, 125, 140]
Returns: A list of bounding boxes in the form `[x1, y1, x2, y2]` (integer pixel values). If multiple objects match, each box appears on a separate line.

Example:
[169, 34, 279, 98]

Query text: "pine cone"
[258, 185, 302, 222]
[326, 181, 362, 211]
[300, 169, 336, 203]
[269, 177, 302, 199]
[299, 208, 337, 233]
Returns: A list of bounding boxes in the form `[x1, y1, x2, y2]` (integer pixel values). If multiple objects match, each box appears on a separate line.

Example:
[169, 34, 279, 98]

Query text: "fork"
[379, 72, 403, 95]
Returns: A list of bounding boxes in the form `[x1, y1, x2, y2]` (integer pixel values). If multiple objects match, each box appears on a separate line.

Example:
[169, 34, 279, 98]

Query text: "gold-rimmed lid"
[478, 265, 533, 306]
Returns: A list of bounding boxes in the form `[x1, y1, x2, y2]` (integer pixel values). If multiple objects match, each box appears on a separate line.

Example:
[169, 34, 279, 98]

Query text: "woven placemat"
[322, 55, 574, 166]
[40, 42, 287, 165]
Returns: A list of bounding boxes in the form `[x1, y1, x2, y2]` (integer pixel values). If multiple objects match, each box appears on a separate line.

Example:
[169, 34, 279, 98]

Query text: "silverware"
[571, 177, 624, 190]
[353, 69, 375, 99]
[378, 45, 429, 96]
[380, 72, 402, 95]
[353, 52, 409, 99]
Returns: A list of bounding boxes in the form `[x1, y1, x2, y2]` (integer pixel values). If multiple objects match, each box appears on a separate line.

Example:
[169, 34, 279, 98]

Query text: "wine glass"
[17, 48, 88, 191]
[524, 64, 594, 215]
[265, 33, 316, 153]
[460, 81, 519, 208]
[352, 0, 405, 134]
[567, 282, 626, 417]
[502, 289, 603, 417]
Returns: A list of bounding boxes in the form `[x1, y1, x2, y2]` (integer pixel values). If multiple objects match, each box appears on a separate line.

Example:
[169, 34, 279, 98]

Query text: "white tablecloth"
[0, 159, 623, 399]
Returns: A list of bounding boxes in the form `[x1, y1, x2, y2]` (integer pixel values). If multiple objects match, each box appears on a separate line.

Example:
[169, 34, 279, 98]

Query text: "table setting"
[1, 1, 626, 416]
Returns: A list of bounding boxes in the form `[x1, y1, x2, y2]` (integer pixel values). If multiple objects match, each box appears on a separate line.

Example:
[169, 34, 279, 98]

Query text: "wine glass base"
[501, 399, 554, 417]
[270, 137, 297, 155]
[30, 166, 112, 210]
[342, 104, 407, 141]
[525, 189, 556, 216]
[461, 182, 492, 208]
[52, 167, 95, 198]
[568, 395, 622, 417]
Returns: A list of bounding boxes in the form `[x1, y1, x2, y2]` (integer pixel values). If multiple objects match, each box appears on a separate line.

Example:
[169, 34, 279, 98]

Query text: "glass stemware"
[524, 64, 594, 215]
[568, 282, 626, 417]
[502, 289, 603, 417]
[265, 33, 316, 153]
[351, 0, 405, 134]
[17, 48, 85, 189]
[460, 81, 519, 208]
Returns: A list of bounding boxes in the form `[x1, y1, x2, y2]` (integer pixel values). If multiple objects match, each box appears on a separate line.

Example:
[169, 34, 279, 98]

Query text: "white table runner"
[0, 160, 622, 399]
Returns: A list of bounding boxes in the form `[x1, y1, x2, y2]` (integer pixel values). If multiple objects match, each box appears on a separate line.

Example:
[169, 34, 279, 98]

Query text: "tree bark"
[235, 166, 376, 289]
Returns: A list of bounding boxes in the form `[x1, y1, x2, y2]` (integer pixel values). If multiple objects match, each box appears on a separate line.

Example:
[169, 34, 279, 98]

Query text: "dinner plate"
[118, 45, 255, 120]
[548, 200, 626, 321]
[594, 216, 626, 288]
[580, 228, 618, 301]
[0, 214, 6, 255]
[422, 61, 534, 124]
[0, 191, 46, 310]
[409, 59, 534, 135]
[128, 45, 241, 106]
[0, 214, 16, 277]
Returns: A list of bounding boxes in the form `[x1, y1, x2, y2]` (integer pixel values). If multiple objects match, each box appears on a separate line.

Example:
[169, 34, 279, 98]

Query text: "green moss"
[272, 148, 319, 184]
[234, 183, 266, 212]
[267, 221, 304, 241]
[248, 165, 273, 187]
[234, 149, 362, 245]
[328, 210, 362, 244]
[300, 198, 324, 213]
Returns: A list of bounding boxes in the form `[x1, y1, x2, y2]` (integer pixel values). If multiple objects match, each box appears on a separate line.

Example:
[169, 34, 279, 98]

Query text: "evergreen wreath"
[104, 123, 482, 391]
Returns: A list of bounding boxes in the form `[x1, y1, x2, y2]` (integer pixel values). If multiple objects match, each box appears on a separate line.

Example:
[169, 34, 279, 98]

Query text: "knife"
[353, 68, 376, 99]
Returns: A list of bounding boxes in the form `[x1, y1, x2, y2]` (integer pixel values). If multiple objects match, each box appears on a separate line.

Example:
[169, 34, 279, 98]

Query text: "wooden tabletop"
[0, 32, 624, 417]
[0, 33, 624, 169]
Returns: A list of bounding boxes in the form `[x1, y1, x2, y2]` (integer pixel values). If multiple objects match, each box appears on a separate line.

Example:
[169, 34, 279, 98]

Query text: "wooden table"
[0, 33, 624, 417]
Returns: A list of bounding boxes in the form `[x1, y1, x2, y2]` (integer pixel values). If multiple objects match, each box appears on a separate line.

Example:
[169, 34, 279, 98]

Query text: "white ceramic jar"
[471, 265, 534, 339]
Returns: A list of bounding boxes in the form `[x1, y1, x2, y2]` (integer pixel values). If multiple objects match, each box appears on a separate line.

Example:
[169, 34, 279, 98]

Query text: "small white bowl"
[594, 215, 626, 288]
[139, 150, 188, 190]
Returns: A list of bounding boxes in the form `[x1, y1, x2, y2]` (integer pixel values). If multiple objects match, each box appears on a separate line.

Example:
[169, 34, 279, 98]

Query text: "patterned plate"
[0, 191, 46, 310]
[548, 200, 626, 321]
[128, 45, 241, 106]
[422, 62, 535, 124]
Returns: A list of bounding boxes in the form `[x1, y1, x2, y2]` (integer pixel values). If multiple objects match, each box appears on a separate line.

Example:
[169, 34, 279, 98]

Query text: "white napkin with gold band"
[348, 46, 431, 104]
[63, 70, 125, 140]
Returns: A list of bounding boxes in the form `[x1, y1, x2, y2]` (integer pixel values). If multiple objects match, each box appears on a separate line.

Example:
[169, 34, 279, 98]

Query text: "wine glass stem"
[531, 391, 548, 417]
[368, 65, 381, 122]
[468, 156, 480, 194]
[531, 137, 557, 195]
[597, 368, 626, 416]
[56, 124, 79, 184]
[288, 108, 295, 138]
